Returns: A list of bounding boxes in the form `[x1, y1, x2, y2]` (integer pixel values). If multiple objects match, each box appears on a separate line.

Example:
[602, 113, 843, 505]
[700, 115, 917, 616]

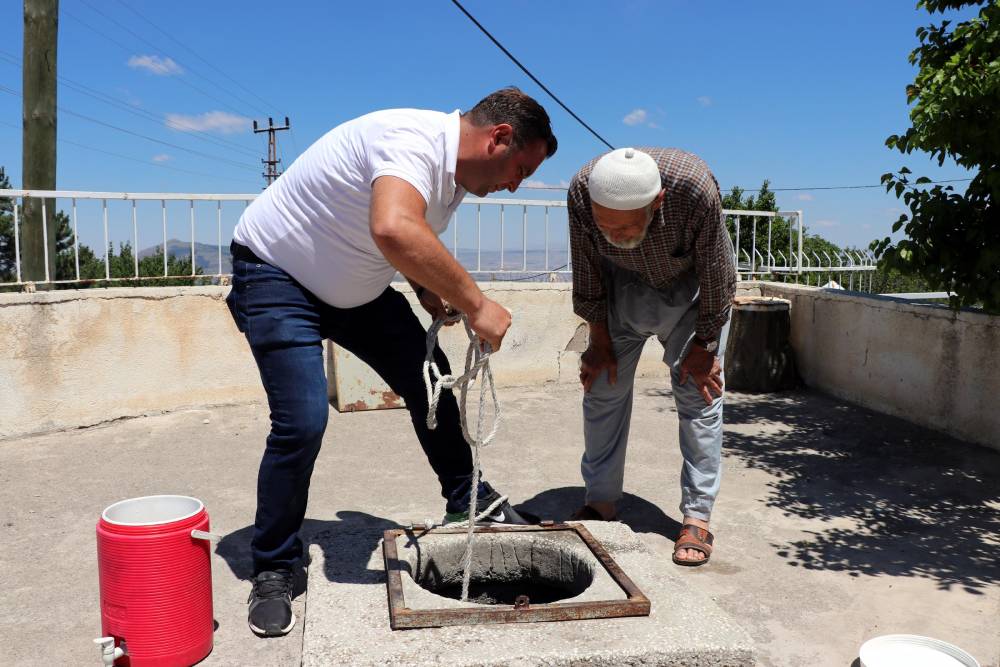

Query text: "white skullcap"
[588, 148, 662, 211]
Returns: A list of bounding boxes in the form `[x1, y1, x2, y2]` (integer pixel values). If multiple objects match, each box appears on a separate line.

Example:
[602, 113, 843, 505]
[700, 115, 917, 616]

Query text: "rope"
[422, 311, 505, 601]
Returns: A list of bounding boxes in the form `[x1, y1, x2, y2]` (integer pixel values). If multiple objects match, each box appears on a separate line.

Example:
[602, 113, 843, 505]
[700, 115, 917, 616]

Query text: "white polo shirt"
[233, 108, 465, 308]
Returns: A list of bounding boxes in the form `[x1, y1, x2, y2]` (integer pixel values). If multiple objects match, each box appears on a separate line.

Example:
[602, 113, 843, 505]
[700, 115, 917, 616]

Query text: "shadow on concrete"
[718, 390, 1000, 594]
[216, 511, 401, 592]
[516, 486, 682, 543]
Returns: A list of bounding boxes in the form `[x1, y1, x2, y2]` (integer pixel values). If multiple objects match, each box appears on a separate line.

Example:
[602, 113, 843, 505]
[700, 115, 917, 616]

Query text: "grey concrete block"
[303, 520, 755, 666]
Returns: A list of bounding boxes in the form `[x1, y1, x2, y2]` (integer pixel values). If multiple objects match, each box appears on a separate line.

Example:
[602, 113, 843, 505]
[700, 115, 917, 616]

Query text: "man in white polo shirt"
[226, 87, 557, 637]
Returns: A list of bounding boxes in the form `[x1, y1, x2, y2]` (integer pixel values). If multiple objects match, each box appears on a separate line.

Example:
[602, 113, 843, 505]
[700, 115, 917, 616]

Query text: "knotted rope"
[423, 311, 505, 602]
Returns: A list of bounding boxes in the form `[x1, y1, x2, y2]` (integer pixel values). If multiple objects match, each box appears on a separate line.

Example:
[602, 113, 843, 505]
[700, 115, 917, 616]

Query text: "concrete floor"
[1, 379, 998, 666]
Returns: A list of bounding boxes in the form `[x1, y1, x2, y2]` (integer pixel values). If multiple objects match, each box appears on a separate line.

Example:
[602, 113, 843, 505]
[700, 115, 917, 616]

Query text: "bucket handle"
[191, 529, 221, 542]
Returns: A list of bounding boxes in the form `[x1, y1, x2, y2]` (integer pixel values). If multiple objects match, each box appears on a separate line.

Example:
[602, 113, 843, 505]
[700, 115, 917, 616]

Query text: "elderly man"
[226, 87, 557, 636]
[567, 147, 735, 566]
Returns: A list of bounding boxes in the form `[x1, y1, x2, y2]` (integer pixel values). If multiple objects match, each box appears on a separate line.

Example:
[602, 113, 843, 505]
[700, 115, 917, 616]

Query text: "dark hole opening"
[411, 537, 595, 606]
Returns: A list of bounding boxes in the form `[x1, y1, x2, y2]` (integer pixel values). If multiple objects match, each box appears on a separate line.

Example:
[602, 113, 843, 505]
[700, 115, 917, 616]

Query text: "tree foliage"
[876, 0, 999, 312]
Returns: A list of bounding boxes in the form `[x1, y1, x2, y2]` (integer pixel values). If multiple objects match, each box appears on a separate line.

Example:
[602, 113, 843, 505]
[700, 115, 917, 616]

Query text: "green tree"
[0, 169, 16, 281]
[57, 240, 202, 288]
[877, 0, 999, 313]
[722, 180, 849, 285]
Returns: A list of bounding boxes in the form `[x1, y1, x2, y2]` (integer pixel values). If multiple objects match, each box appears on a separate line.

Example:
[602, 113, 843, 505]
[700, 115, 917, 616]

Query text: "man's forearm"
[588, 320, 611, 349]
[375, 221, 484, 316]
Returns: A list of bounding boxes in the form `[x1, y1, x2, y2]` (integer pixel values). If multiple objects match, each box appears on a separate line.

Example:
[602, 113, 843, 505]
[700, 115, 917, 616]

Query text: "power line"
[0, 119, 255, 186]
[0, 84, 258, 171]
[75, 0, 268, 117]
[449, 0, 615, 151]
[516, 178, 974, 192]
[62, 7, 256, 120]
[0, 49, 260, 159]
[253, 117, 290, 187]
[111, 0, 281, 115]
[757, 179, 972, 192]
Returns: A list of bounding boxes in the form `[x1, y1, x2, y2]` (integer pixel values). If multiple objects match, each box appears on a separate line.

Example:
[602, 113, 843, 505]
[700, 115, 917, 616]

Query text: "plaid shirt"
[568, 147, 736, 341]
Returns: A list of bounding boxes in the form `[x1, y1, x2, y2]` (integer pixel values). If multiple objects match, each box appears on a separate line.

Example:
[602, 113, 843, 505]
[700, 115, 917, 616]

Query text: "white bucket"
[860, 634, 979, 667]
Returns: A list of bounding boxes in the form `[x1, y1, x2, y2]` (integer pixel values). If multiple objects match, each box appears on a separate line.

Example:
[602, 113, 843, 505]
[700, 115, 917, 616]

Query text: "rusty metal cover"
[382, 523, 650, 630]
[330, 343, 404, 412]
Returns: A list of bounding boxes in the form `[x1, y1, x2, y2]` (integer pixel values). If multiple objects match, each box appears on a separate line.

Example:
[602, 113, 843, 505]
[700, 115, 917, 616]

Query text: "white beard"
[601, 224, 649, 250]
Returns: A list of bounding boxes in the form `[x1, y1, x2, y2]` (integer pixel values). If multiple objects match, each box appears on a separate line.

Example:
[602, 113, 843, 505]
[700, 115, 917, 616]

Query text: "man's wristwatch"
[692, 336, 719, 353]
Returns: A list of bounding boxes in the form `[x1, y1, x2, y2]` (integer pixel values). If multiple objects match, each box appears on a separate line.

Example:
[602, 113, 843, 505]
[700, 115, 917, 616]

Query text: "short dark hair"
[465, 87, 558, 158]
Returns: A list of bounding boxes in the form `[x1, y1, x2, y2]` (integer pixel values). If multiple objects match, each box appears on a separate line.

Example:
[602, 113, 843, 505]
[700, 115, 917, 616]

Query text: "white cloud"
[696, 96, 713, 107]
[165, 111, 250, 135]
[522, 179, 570, 190]
[861, 223, 872, 230]
[116, 87, 143, 108]
[797, 193, 815, 201]
[152, 154, 170, 162]
[128, 55, 183, 76]
[622, 108, 663, 129]
[623, 108, 648, 126]
[814, 219, 840, 228]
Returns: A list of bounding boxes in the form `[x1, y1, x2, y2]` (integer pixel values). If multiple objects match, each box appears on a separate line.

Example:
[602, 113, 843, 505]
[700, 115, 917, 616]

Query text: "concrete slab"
[1, 380, 997, 666]
[303, 520, 754, 666]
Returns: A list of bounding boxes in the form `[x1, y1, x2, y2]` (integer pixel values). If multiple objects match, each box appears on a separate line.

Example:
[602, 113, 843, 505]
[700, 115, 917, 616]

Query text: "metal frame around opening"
[382, 522, 651, 630]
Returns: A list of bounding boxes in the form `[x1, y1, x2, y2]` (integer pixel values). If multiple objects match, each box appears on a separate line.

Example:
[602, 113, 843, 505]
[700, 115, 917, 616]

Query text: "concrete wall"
[0, 283, 705, 441]
[4, 282, 996, 450]
[0, 287, 262, 441]
[757, 282, 999, 451]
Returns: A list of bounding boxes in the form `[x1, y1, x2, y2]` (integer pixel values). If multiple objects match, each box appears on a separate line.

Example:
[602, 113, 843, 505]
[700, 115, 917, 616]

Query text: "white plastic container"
[860, 634, 979, 667]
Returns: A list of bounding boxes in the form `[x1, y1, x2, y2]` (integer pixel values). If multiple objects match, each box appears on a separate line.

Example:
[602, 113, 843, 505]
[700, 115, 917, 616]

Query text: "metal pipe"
[217, 201, 223, 275]
[522, 205, 527, 272]
[544, 206, 549, 270]
[13, 202, 21, 283]
[500, 204, 505, 270]
[162, 200, 168, 277]
[41, 199, 50, 283]
[132, 200, 139, 278]
[102, 200, 109, 280]
[72, 198, 80, 280]
[190, 201, 195, 277]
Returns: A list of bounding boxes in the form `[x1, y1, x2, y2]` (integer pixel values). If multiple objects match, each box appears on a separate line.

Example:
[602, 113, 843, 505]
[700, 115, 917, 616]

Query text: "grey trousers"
[581, 262, 731, 521]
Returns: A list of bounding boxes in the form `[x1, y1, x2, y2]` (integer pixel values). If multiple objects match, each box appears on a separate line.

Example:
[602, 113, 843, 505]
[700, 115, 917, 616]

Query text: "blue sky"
[0, 0, 977, 250]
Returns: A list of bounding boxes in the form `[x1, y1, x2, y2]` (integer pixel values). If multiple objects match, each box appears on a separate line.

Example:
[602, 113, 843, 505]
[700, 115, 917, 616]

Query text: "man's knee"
[585, 372, 632, 403]
[270, 398, 329, 450]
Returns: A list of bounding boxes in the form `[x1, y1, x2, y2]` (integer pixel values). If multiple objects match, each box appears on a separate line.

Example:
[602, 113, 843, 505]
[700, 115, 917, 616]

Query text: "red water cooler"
[96, 495, 215, 666]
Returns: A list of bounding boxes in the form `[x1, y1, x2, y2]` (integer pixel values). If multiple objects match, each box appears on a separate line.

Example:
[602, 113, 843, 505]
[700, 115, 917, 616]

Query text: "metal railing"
[0, 190, 253, 286]
[0, 190, 875, 288]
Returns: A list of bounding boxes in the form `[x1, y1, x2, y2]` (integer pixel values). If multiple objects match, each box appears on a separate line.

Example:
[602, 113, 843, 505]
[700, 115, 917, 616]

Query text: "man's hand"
[466, 297, 512, 351]
[580, 321, 616, 393]
[679, 343, 723, 405]
[415, 287, 457, 325]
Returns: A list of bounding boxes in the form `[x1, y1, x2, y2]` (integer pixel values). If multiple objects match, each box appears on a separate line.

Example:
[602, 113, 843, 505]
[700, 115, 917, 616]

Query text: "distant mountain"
[136, 241, 568, 280]
[138, 239, 231, 274]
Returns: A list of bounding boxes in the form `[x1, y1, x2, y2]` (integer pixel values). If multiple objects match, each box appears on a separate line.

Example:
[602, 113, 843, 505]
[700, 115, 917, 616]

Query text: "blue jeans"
[226, 242, 480, 573]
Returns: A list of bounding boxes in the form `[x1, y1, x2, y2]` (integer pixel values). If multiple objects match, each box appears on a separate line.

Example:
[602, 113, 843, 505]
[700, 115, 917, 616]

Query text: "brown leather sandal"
[672, 524, 714, 566]
[569, 505, 618, 521]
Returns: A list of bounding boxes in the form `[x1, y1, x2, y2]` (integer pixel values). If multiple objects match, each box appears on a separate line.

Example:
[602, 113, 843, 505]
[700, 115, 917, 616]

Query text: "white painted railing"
[0, 190, 875, 288]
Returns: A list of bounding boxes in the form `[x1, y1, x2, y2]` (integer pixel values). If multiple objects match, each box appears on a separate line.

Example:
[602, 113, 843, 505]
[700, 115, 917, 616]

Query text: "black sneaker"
[248, 570, 296, 637]
[443, 482, 539, 525]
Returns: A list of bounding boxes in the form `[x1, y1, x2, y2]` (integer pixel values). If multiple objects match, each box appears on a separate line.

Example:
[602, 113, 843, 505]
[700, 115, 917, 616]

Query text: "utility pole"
[253, 116, 289, 189]
[22, 0, 58, 284]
